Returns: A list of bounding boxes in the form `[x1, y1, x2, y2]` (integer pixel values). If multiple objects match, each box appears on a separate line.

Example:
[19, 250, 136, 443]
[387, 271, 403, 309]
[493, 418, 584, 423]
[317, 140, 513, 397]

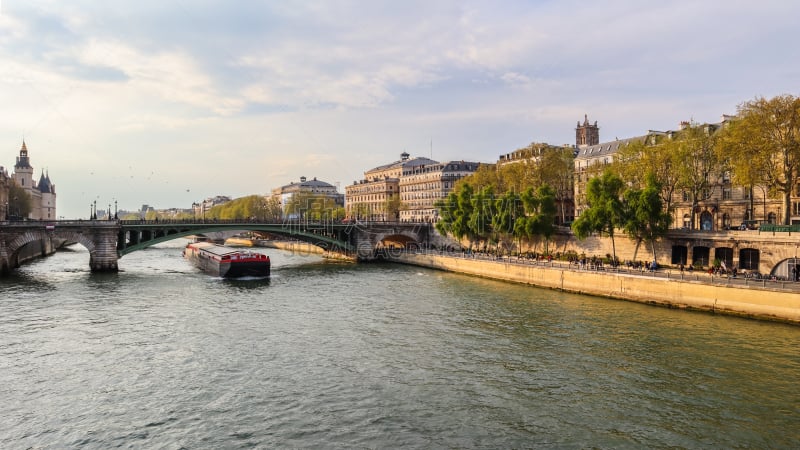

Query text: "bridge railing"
[0, 219, 119, 227]
[117, 218, 431, 227]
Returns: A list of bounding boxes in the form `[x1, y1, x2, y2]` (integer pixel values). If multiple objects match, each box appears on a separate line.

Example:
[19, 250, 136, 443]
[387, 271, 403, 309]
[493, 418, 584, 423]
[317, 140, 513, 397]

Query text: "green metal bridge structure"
[0, 219, 432, 274]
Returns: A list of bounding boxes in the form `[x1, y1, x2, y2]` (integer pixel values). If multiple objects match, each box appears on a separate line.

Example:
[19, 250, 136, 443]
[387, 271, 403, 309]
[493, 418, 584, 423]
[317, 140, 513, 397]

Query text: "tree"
[435, 183, 476, 248]
[720, 94, 800, 225]
[615, 135, 681, 221]
[384, 194, 405, 221]
[7, 180, 31, 219]
[468, 185, 496, 248]
[515, 184, 557, 253]
[622, 173, 672, 261]
[459, 163, 500, 192]
[538, 146, 574, 224]
[572, 170, 625, 261]
[674, 123, 724, 229]
[492, 190, 522, 254]
[264, 196, 283, 221]
[284, 192, 340, 220]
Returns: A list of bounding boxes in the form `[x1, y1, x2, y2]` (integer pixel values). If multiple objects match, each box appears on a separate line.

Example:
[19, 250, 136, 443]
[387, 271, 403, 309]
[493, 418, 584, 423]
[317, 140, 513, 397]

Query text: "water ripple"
[1, 246, 799, 448]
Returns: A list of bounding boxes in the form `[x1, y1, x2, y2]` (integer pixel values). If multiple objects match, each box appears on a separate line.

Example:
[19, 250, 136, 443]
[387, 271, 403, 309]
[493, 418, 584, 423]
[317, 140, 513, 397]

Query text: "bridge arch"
[118, 224, 355, 257]
[4, 230, 98, 271]
[770, 257, 800, 280]
[377, 233, 419, 249]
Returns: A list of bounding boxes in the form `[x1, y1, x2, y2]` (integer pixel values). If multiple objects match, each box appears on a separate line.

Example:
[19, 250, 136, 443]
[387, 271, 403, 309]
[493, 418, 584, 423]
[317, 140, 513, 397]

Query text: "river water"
[1, 240, 799, 448]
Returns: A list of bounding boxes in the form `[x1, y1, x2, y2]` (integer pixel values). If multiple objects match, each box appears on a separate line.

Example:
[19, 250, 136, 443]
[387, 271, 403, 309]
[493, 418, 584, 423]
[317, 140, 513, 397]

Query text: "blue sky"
[1, 0, 798, 218]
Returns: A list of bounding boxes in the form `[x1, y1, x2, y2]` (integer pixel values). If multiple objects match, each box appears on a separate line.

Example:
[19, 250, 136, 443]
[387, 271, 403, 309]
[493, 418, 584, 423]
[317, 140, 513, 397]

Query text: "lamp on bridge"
[114, 200, 118, 220]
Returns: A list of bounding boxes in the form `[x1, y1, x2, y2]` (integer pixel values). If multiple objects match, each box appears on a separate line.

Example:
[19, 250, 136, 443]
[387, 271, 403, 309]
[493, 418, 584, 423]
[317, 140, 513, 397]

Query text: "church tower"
[13, 140, 34, 190]
[576, 115, 599, 148]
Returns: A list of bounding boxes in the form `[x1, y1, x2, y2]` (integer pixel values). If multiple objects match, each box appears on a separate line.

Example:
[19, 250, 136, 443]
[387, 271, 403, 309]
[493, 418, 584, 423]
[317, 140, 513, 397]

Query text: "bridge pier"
[87, 227, 120, 272]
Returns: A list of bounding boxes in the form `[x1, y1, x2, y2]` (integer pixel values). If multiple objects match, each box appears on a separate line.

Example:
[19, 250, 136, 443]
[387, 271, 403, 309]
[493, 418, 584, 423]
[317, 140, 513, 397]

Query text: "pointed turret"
[38, 170, 51, 193]
[15, 140, 32, 169]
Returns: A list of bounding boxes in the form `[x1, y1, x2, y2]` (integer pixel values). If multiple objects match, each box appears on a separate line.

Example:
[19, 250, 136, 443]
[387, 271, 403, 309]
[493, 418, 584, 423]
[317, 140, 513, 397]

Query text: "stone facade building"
[572, 116, 790, 230]
[346, 152, 436, 221]
[346, 152, 479, 222]
[5, 141, 57, 220]
[399, 160, 480, 222]
[271, 176, 343, 219]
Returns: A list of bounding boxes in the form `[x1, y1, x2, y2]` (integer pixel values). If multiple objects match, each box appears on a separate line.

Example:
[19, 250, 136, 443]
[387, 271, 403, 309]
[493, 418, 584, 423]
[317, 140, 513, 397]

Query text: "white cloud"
[77, 39, 244, 115]
[2, 0, 800, 218]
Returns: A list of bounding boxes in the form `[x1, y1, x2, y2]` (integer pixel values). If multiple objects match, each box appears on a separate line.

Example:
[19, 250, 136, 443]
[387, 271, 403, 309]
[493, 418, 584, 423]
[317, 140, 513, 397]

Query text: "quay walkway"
[402, 249, 800, 293]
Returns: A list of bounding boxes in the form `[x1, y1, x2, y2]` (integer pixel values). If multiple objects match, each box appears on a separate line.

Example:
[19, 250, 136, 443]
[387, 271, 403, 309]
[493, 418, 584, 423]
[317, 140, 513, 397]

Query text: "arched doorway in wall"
[739, 248, 760, 271]
[771, 258, 800, 281]
[768, 212, 777, 224]
[714, 247, 733, 270]
[692, 246, 711, 267]
[700, 211, 713, 230]
[671, 245, 688, 265]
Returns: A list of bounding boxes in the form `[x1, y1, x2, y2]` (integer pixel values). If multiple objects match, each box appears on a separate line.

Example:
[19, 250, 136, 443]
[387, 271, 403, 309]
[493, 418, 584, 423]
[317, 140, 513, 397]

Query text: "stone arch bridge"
[0, 219, 432, 274]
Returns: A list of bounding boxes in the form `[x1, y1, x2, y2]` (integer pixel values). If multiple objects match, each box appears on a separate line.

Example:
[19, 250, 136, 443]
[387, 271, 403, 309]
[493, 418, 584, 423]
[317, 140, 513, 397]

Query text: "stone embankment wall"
[391, 252, 800, 325]
[258, 240, 356, 261]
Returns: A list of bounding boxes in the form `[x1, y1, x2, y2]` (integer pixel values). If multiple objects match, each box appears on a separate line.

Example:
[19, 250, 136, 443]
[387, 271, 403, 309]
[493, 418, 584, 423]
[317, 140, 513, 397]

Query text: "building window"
[723, 188, 732, 200]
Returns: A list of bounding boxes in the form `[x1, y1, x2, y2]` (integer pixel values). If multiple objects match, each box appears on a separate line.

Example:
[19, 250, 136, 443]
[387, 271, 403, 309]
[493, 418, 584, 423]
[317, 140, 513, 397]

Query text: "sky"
[1, 0, 799, 219]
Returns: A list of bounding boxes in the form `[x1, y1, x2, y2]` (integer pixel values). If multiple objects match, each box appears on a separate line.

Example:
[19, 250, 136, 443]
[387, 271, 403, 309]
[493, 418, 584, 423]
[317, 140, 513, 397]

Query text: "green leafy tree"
[492, 190, 522, 254]
[435, 183, 477, 248]
[434, 191, 458, 236]
[572, 170, 625, 261]
[514, 185, 557, 253]
[468, 185, 496, 248]
[622, 173, 672, 261]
